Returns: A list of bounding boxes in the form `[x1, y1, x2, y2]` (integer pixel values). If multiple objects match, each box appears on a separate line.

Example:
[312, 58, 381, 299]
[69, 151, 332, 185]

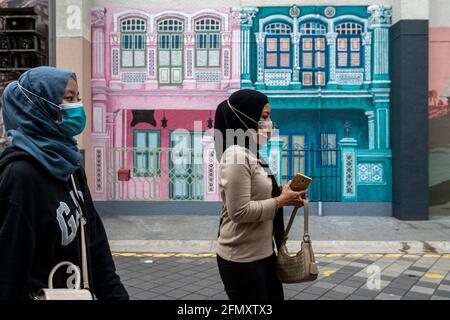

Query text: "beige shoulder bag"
[276, 200, 319, 283]
[36, 175, 93, 300]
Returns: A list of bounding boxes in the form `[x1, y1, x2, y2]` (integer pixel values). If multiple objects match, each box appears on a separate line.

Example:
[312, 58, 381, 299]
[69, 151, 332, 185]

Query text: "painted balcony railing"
[107, 147, 205, 201]
[106, 146, 347, 202]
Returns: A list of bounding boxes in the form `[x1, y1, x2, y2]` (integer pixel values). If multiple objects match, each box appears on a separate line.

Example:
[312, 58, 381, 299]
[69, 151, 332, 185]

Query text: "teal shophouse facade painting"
[240, 5, 392, 204]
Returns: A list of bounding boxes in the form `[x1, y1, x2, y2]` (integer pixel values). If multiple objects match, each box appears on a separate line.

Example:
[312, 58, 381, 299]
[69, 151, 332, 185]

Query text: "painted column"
[183, 32, 196, 89]
[365, 111, 375, 150]
[362, 31, 372, 87]
[254, 31, 265, 89]
[368, 5, 392, 150]
[326, 32, 338, 89]
[291, 18, 301, 90]
[339, 137, 358, 202]
[230, 8, 242, 89]
[221, 30, 232, 89]
[240, 7, 258, 88]
[269, 138, 283, 185]
[202, 135, 220, 201]
[289, 5, 300, 89]
[109, 32, 121, 89]
[146, 31, 158, 90]
[369, 5, 391, 82]
[91, 8, 106, 87]
[90, 8, 111, 201]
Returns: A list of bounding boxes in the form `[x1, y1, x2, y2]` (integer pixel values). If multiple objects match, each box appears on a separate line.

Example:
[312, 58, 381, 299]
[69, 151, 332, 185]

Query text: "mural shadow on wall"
[429, 108, 450, 212]
[429, 181, 450, 206]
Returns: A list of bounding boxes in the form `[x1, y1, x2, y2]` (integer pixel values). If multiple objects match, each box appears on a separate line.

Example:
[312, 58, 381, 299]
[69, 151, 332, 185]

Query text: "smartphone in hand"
[290, 173, 312, 192]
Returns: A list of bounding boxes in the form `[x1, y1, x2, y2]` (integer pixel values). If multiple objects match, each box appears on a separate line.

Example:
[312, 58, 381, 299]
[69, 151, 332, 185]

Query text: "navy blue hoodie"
[0, 147, 129, 300]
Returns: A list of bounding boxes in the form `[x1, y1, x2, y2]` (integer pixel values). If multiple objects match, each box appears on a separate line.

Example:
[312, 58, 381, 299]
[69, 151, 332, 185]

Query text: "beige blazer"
[217, 145, 277, 263]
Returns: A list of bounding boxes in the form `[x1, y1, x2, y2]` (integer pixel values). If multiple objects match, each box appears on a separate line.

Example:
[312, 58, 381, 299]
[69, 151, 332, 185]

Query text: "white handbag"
[36, 175, 93, 300]
[37, 262, 93, 300]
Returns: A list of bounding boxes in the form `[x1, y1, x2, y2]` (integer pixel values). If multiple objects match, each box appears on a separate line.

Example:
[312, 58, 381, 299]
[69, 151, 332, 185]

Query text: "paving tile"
[381, 275, 397, 281]
[133, 291, 160, 300]
[181, 283, 209, 293]
[408, 266, 431, 272]
[352, 288, 380, 298]
[437, 284, 450, 292]
[149, 285, 174, 294]
[339, 280, 365, 288]
[402, 292, 431, 300]
[292, 292, 321, 300]
[322, 278, 345, 285]
[409, 285, 436, 295]
[430, 295, 450, 300]
[165, 289, 191, 299]
[375, 293, 402, 300]
[433, 290, 450, 298]
[332, 285, 357, 294]
[440, 280, 450, 286]
[322, 290, 350, 300]
[304, 286, 330, 296]
[345, 295, 371, 300]
[196, 287, 223, 297]
[125, 286, 145, 296]
[387, 282, 415, 290]
[403, 270, 425, 277]
[382, 287, 409, 296]
[414, 281, 440, 289]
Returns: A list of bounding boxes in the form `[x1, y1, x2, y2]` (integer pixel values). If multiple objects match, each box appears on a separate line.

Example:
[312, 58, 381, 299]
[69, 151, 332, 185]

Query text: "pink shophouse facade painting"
[90, 7, 241, 201]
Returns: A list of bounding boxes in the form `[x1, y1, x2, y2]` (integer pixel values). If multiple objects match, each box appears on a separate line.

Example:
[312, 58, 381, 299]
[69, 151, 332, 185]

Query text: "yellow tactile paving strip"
[112, 252, 450, 259]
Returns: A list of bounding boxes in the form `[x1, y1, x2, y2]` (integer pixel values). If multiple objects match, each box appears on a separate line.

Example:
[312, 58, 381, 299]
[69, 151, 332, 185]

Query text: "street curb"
[109, 240, 450, 254]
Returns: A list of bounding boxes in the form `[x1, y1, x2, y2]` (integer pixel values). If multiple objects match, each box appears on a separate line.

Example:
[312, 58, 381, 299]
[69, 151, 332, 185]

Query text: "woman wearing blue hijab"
[0, 67, 129, 300]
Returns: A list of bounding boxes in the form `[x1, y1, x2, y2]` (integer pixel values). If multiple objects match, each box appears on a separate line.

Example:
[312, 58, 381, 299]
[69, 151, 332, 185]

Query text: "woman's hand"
[276, 180, 308, 208]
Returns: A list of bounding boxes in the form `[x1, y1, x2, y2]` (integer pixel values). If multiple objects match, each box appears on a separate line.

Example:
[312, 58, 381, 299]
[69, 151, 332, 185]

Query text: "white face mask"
[227, 100, 276, 144]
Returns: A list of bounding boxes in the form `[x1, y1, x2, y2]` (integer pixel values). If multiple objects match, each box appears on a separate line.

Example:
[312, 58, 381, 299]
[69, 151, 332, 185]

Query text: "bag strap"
[48, 261, 81, 290]
[282, 199, 310, 244]
[69, 175, 90, 290]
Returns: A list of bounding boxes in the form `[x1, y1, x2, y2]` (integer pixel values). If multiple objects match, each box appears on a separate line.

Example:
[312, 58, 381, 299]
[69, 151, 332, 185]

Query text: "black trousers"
[217, 253, 284, 301]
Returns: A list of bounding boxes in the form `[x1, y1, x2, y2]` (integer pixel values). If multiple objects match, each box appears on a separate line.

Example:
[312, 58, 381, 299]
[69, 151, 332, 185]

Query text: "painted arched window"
[300, 22, 327, 87]
[120, 18, 147, 68]
[264, 22, 292, 69]
[336, 22, 363, 68]
[195, 17, 221, 68]
[157, 19, 184, 84]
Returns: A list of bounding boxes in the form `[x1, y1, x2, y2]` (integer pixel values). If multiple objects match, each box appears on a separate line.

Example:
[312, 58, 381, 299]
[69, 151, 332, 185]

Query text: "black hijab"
[214, 89, 285, 250]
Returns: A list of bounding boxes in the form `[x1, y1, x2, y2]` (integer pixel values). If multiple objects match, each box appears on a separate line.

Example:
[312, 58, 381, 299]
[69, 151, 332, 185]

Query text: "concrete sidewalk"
[101, 214, 450, 254]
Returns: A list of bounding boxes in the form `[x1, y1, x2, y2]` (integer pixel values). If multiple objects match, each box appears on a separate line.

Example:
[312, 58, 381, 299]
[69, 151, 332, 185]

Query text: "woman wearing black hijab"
[214, 89, 307, 301]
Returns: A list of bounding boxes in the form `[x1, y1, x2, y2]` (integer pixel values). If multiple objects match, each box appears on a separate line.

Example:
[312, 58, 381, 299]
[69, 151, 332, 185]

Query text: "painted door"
[170, 131, 204, 200]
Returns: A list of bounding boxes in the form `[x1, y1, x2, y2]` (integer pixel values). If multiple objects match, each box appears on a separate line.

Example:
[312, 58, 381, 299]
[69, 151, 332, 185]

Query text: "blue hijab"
[1, 66, 81, 181]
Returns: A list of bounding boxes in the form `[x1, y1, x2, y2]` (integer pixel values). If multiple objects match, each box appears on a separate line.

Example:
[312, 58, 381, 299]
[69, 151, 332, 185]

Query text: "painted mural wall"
[429, 22, 450, 216]
[90, 6, 241, 201]
[89, 4, 393, 206]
